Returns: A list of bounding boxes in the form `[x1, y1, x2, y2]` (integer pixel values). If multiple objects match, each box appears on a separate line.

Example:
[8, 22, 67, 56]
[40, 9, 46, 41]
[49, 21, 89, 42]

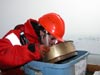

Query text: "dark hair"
[30, 21, 45, 43]
[14, 24, 24, 31]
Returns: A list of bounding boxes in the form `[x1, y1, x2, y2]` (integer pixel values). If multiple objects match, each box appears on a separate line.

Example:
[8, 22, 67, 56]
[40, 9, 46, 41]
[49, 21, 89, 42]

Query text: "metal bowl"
[43, 40, 76, 63]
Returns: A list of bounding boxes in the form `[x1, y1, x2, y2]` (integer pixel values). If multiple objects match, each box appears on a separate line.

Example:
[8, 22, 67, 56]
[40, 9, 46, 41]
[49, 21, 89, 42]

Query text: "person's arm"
[0, 38, 50, 70]
[0, 38, 41, 70]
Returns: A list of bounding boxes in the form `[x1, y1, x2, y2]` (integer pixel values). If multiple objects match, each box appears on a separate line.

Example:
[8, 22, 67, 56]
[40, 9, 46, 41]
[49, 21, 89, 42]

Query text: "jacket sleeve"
[0, 38, 41, 70]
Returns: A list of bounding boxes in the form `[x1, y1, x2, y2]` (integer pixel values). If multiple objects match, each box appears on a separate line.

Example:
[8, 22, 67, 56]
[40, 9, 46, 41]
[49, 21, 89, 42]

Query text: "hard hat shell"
[38, 13, 65, 42]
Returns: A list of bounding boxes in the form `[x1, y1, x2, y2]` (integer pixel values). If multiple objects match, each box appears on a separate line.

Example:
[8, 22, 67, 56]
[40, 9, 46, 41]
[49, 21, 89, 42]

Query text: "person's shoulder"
[4, 29, 20, 37]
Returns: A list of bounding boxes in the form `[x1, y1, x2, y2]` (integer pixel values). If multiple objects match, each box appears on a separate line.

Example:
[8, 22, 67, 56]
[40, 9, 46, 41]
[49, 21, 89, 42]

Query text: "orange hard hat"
[38, 13, 65, 42]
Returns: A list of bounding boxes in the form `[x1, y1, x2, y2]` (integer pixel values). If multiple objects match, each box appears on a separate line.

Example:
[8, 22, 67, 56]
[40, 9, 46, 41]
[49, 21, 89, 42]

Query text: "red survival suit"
[0, 19, 42, 75]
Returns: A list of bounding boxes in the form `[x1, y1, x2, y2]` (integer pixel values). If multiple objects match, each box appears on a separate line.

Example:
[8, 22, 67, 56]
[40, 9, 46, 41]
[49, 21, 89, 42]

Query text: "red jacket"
[0, 19, 41, 70]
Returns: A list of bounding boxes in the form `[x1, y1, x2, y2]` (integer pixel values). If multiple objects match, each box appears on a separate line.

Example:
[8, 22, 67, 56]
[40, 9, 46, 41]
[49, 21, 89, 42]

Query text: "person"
[0, 13, 65, 75]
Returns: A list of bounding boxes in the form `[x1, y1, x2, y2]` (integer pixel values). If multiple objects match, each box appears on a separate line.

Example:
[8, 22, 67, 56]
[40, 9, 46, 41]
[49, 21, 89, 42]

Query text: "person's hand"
[39, 45, 50, 58]
[28, 43, 50, 59]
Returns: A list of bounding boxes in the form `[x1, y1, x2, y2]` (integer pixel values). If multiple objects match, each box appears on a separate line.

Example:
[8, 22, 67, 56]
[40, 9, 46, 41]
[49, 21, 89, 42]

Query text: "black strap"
[20, 32, 29, 45]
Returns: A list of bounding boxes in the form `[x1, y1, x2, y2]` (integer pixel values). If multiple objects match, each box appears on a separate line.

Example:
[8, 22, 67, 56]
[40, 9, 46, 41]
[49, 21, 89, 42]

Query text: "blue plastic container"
[23, 50, 89, 75]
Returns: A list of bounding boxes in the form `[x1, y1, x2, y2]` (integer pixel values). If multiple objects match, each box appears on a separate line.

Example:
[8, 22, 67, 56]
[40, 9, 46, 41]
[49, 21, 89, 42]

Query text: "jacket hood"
[24, 19, 39, 40]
